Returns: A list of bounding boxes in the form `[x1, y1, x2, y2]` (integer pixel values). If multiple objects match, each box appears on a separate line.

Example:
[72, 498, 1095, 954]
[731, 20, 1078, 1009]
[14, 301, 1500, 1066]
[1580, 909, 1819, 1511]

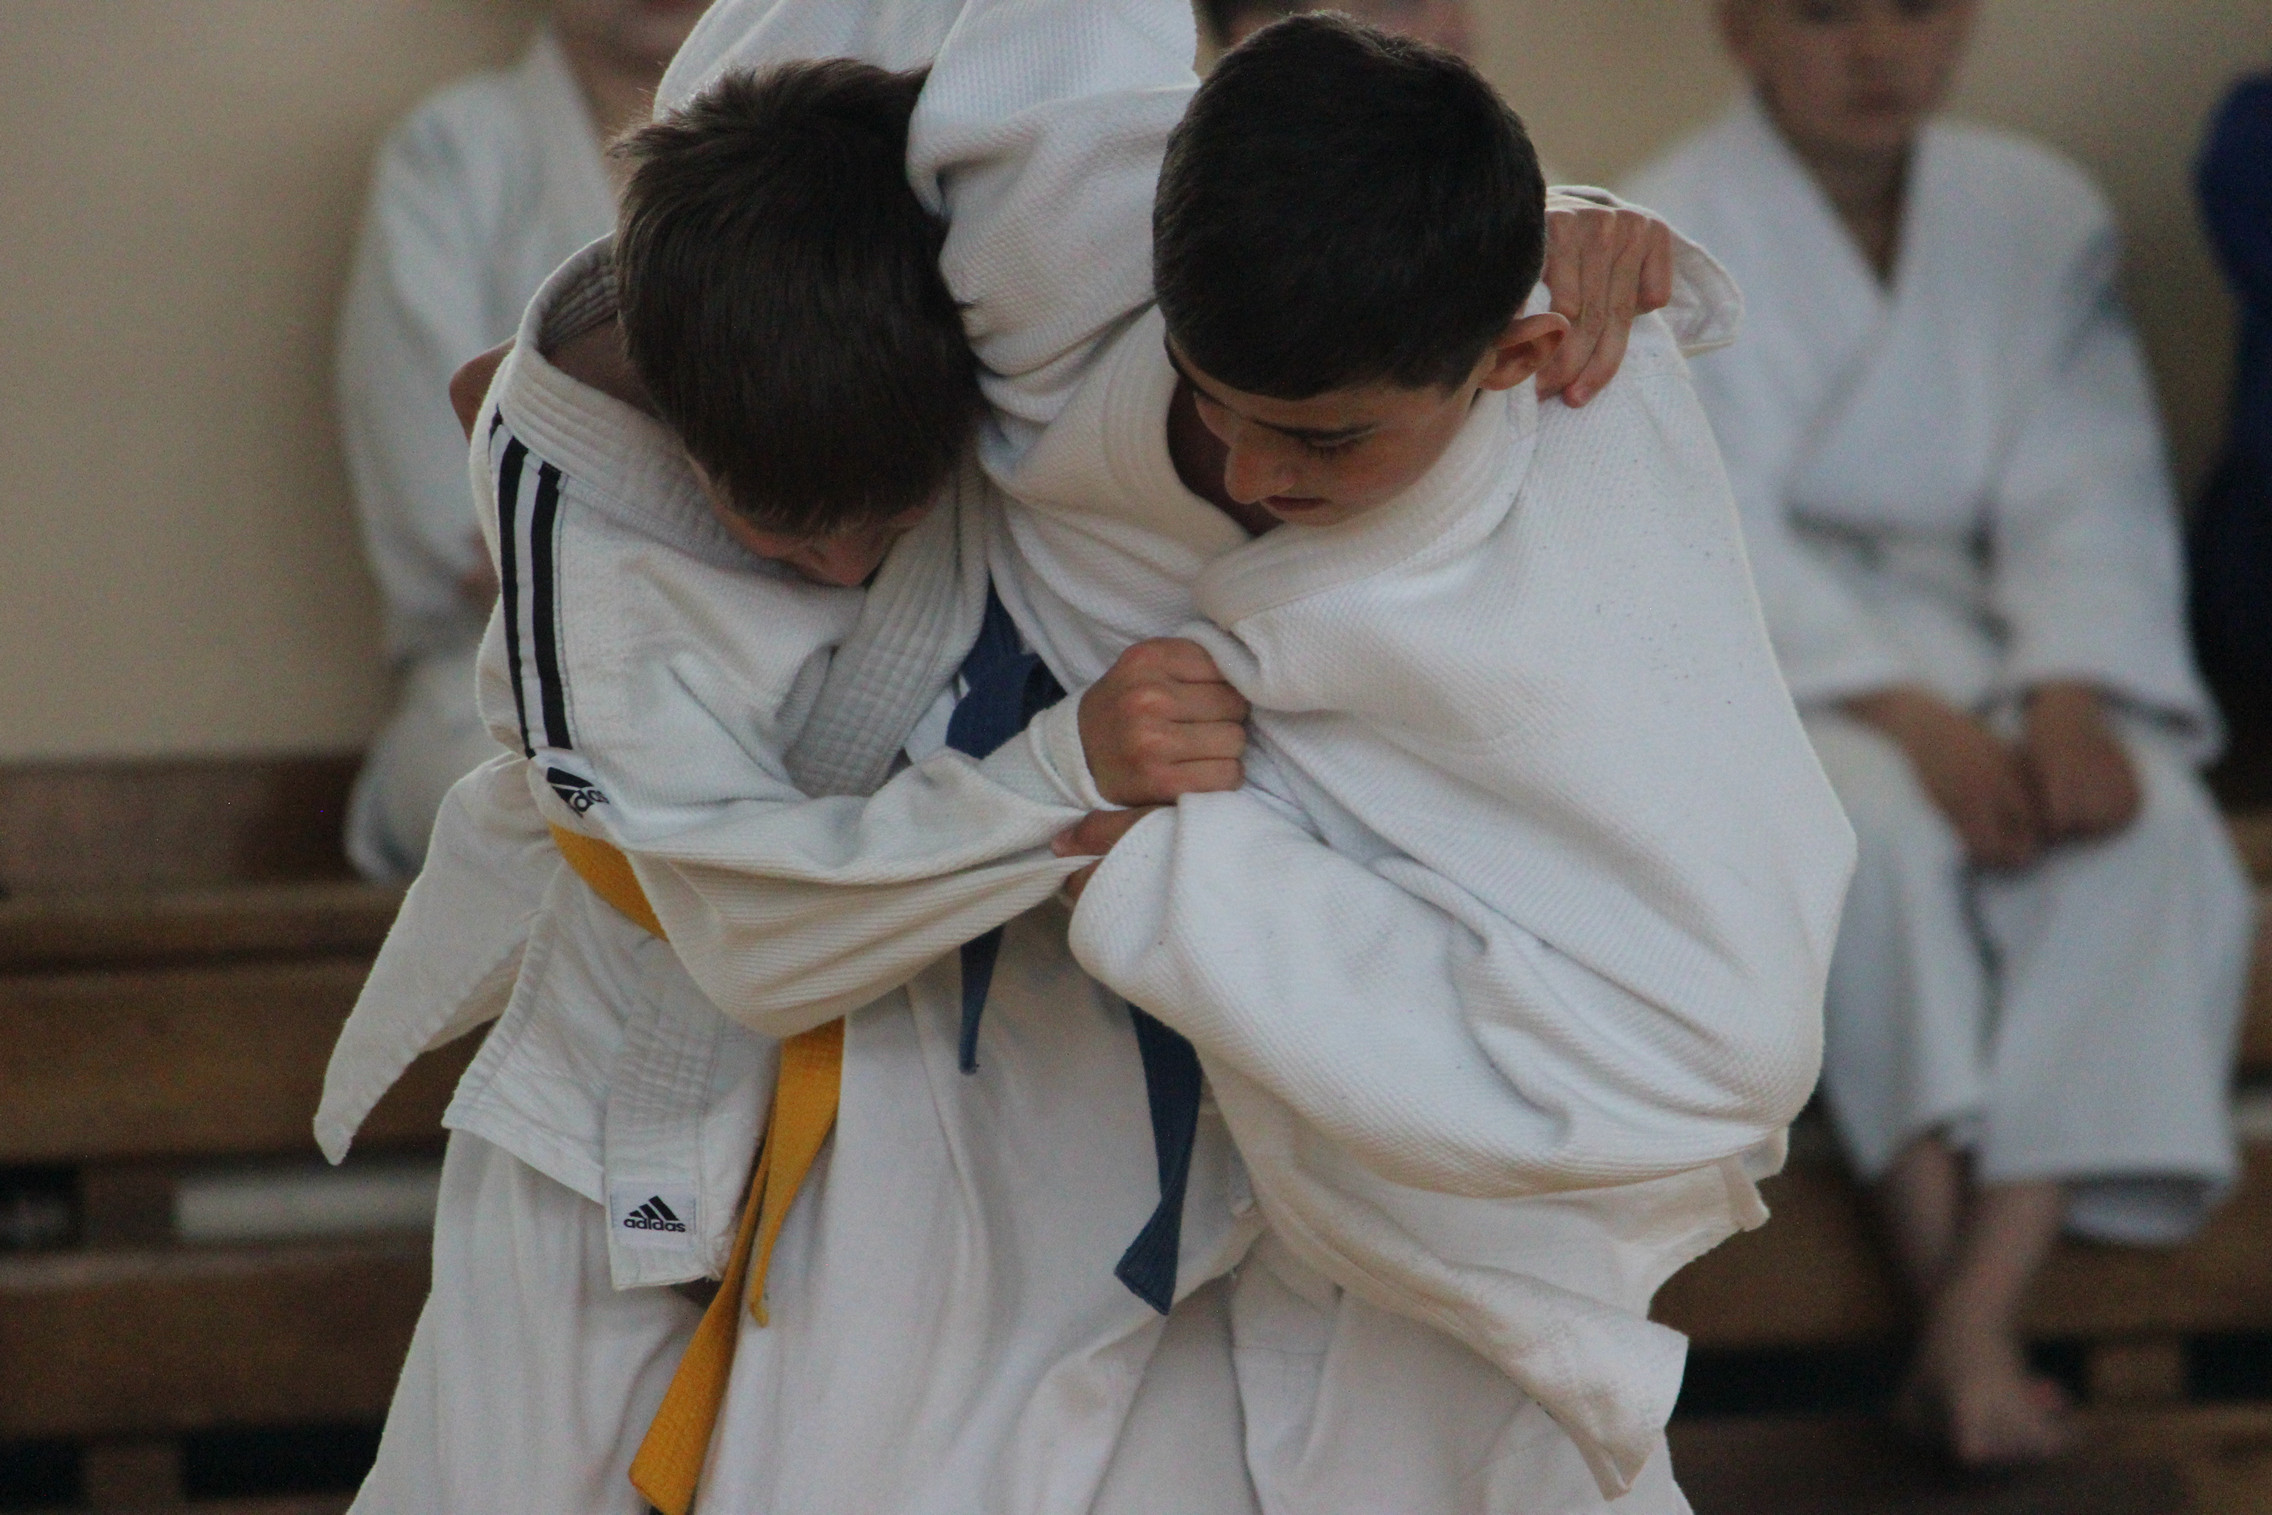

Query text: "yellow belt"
[547, 825, 842, 1515]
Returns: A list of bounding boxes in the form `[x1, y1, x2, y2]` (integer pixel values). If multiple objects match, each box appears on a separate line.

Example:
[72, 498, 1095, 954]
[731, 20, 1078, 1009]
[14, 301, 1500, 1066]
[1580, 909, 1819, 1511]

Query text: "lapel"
[1774, 117, 2047, 530]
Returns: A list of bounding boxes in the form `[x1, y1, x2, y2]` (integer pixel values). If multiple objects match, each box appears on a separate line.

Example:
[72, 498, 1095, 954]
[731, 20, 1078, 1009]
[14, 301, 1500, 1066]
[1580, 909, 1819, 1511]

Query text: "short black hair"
[1154, 13, 1547, 399]
[614, 62, 980, 536]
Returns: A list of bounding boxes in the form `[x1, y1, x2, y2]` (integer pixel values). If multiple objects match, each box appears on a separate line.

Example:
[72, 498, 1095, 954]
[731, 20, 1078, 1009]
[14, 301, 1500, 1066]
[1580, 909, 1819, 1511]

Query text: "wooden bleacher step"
[0, 773, 2262, 1510]
[0, 1239, 430, 1445]
[0, 757, 456, 1510]
[1668, 1404, 2272, 1515]
[0, 879, 404, 975]
[1655, 1145, 2272, 1352]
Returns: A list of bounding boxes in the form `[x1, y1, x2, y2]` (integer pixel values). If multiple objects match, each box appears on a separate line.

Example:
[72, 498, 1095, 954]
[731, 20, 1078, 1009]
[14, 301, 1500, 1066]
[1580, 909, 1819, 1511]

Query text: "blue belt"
[946, 588, 1201, 1314]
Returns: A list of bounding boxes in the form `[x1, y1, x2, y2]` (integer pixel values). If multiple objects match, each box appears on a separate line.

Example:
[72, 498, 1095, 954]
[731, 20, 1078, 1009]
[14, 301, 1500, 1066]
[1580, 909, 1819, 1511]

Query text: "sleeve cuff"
[1029, 693, 1118, 810]
[975, 693, 1115, 812]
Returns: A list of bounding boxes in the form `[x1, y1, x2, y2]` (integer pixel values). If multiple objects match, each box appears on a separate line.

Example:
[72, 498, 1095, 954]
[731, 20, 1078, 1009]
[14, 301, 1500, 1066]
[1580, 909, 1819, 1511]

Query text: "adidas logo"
[622, 1196, 687, 1234]
[547, 767, 609, 813]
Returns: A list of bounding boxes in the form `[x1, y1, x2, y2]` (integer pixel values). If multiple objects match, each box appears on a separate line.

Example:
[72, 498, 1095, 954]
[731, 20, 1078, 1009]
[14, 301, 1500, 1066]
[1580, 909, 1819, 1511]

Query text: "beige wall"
[2, 1, 2265, 760]
[0, 0, 541, 761]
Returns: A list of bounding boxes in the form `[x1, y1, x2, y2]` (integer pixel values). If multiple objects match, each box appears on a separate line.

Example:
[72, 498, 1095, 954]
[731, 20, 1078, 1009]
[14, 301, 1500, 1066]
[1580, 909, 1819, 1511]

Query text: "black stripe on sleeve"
[495, 437, 534, 758]
[529, 462, 572, 751]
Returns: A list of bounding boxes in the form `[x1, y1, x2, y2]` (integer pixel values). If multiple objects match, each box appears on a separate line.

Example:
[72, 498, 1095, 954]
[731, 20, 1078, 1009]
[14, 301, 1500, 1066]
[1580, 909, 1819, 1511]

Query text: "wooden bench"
[0, 757, 469, 1511]
[1663, 808, 2272, 1512]
[7, 759, 2267, 1509]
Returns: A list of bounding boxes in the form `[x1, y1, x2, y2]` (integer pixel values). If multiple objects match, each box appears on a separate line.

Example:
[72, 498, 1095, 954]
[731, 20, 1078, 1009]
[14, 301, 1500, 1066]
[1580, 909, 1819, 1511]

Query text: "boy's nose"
[1221, 434, 1301, 505]
[796, 538, 884, 587]
[1851, 5, 1911, 67]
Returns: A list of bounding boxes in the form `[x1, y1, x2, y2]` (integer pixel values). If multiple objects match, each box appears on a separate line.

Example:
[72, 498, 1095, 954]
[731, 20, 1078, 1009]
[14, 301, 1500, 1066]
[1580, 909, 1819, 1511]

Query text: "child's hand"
[1078, 638, 1249, 806]
[1846, 686, 2044, 871]
[1053, 806, 1165, 903]
[2019, 683, 2142, 844]
[1535, 199, 1676, 408]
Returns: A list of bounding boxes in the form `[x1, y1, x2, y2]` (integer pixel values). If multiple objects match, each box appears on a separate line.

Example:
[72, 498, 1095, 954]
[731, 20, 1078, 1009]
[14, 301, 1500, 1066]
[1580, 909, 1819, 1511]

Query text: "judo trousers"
[351, 1132, 703, 1514]
[354, 1139, 1687, 1513]
[355, 1133, 1259, 1515]
[1805, 713, 2253, 1242]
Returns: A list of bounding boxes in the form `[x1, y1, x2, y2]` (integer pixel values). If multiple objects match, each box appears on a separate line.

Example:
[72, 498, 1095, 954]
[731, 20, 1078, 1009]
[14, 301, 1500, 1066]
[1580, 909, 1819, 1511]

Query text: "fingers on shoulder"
[1639, 218, 1677, 310]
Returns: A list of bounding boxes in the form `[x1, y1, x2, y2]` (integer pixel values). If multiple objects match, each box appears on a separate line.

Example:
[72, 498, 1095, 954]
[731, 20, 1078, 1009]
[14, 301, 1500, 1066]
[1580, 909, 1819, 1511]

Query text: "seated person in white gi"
[1626, 0, 2255, 1467]
[337, 0, 702, 879]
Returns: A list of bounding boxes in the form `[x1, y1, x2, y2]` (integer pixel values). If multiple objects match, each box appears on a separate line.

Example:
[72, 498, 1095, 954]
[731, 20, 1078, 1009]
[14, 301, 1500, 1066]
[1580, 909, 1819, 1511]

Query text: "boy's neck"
[1167, 378, 1278, 537]
[547, 316, 656, 417]
[1768, 105, 1913, 284]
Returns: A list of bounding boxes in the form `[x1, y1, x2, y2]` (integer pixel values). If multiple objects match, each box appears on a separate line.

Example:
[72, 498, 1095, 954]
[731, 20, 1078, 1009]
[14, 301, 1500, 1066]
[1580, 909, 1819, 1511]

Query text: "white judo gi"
[1626, 101, 2254, 1241]
[652, 5, 1845, 1506]
[975, 280, 1851, 1502]
[324, 8, 1839, 1510]
[327, 232, 1205, 1515]
[325, 23, 1265, 1489]
[338, 27, 617, 879]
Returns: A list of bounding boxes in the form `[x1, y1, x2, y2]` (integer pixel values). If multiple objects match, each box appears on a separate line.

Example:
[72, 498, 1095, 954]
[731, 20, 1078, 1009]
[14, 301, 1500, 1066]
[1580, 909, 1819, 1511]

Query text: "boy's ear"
[1475, 312, 1571, 393]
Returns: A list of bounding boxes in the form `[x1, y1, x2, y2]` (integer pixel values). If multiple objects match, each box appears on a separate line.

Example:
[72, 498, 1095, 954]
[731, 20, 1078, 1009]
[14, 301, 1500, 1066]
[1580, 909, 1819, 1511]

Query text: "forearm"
[585, 707, 1097, 1036]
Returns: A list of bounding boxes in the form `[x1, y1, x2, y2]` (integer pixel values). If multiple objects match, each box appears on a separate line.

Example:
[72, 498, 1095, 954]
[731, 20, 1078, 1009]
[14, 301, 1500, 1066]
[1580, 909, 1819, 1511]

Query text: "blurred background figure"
[1201, 0, 1474, 57]
[1627, 0, 2253, 1472]
[2192, 72, 2272, 739]
[337, 0, 704, 880]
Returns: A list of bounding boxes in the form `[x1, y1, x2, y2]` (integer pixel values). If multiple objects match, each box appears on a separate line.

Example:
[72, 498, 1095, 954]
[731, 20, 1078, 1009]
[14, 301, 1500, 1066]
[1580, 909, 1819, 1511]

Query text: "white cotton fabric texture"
[338, 27, 618, 877]
[320, 202, 1266, 1511]
[991, 282, 1851, 1493]
[340, 26, 615, 663]
[322, 239, 1107, 1285]
[344, 641, 499, 881]
[666, 0, 1763, 1503]
[1626, 100, 2253, 1240]
[326, 268, 1259, 1506]
[1806, 711, 2249, 1239]
[347, 1133, 702, 1515]
[1624, 98, 2217, 741]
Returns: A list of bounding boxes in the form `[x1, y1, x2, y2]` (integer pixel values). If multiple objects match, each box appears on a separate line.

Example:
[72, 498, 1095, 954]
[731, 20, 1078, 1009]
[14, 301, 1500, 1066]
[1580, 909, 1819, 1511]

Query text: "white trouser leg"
[1804, 712, 1993, 1179]
[1227, 1238, 1689, 1515]
[1975, 728, 2251, 1241]
[347, 642, 500, 880]
[350, 1131, 701, 1515]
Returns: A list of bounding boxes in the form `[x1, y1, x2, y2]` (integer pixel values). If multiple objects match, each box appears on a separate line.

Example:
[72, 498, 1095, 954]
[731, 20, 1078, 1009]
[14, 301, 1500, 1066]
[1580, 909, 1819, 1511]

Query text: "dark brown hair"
[613, 62, 981, 536]
[1155, 13, 1546, 398]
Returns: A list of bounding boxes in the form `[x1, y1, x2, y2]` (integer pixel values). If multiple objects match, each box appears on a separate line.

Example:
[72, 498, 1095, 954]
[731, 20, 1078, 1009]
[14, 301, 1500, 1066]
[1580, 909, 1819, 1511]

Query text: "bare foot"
[1897, 1326, 2076, 1468]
